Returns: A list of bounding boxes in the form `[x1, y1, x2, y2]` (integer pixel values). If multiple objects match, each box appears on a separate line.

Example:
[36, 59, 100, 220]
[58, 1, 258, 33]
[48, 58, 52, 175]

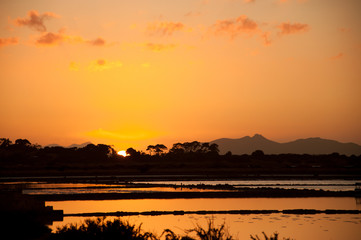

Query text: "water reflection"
[47, 197, 358, 214]
[134, 180, 358, 191]
[51, 214, 361, 240]
[47, 197, 361, 239]
[15, 179, 358, 195]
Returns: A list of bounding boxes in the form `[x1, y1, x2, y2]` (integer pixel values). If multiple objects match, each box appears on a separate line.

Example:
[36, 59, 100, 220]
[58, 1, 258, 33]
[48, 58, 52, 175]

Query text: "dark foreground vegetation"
[48, 217, 292, 240]
[1, 138, 360, 178]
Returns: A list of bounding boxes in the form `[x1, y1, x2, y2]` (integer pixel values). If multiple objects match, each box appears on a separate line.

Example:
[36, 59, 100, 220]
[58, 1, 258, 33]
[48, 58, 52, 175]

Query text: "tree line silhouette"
[0, 137, 360, 176]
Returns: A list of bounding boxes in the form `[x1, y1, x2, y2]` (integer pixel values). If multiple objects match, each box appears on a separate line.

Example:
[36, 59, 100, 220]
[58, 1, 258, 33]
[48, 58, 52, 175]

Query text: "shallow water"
[134, 179, 358, 191]
[47, 197, 361, 239]
[47, 197, 359, 214]
[51, 213, 361, 240]
[17, 179, 360, 195]
[3, 178, 361, 239]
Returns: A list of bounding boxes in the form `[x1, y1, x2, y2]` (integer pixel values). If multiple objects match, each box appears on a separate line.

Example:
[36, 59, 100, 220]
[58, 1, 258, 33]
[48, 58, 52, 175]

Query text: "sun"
[117, 150, 128, 157]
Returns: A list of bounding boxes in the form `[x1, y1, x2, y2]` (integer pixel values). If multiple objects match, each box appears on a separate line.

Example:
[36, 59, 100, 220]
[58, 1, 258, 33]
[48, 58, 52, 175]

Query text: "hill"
[45, 142, 92, 148]
[211, 134, 361, 156]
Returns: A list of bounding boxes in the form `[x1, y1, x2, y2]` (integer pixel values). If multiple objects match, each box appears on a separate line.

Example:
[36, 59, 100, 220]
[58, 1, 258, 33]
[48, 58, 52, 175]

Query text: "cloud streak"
[145, 43, 176, 52]
[35, 30, 107, 47]
[210, 15, 259, 39]
[277, 22, 309, 35]
[88, 37, 106, 46]
[36, 31, 65, 46]
[0, 37, 18, 47]
[208, 16, 309, 45]
[88, 59, 122, 71]
[330, 53, 344, 60]
[185, 11, 201, 17]
[261, 32, 272, 46]
[15, 10, 58, 32]
[147, 21, 185, 36]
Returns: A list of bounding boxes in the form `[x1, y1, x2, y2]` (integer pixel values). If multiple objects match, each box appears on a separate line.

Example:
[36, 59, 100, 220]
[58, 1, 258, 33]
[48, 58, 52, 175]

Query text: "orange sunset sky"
[1, 0, 361, 151]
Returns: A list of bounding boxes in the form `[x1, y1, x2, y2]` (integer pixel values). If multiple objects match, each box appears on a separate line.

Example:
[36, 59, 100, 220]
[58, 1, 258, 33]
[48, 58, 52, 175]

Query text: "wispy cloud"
[330, 53, 344, 60]
[88, 37, 106, 46]
[15, 10, 58, 32]
[88, 59, 122, 71]
[278, 0, 309, 3]
[15, 11, 108, 47]
[339, 28, 350, 33]
[145, 43, 176, 52]
[261, 32, 272, 46]
[0, 37, 18, 48]
[185, 11, 201, 17]
[210, 15, 259, 39]
[35, 29, 107, 47]
[277, 22, 309, 35]
[69, 62, 80, 71]
[147, 21, 185, 36]
[36, 31, 65, 46]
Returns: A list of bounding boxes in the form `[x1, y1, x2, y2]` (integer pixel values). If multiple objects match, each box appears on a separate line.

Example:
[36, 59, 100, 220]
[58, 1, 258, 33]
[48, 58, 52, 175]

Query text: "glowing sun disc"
[117, 150, 128, 157]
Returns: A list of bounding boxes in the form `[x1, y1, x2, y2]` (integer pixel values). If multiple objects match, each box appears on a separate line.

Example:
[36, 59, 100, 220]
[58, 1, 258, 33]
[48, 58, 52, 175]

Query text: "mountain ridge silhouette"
[211, 134, 361, 156]
[46, 142, 93, 148]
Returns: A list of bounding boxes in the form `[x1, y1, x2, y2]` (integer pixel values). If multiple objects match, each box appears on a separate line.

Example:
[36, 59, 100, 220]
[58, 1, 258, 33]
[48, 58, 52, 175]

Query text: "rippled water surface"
[48, 197, 361, 240]
[2, 178, 360, 239]
[17, 179, 360, 194]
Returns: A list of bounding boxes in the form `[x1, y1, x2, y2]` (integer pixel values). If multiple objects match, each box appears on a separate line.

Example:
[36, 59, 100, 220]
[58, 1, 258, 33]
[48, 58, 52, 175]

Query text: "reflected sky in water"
[51, 213, 361, 240]
[47, 197, 359, 214]
[18, 179, 359, 195]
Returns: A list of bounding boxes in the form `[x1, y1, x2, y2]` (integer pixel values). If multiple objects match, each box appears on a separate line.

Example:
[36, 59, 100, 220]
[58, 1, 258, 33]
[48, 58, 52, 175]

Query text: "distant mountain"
[67, 142, 93, 148]
[211, 134, 361, 156]
[45, 142, 92, 149]
[45, 144, 63, 148]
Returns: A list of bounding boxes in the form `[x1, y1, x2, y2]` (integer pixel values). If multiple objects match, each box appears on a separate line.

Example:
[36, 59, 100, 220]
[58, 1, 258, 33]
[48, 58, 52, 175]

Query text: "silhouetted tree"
[15, 139, 31, 147]
[209, 143, 219, 154]
[169, 143, 185, 155]
[97, 144, 117, 158]
[126, 148, 138, 156]
[251, 150, 265, 157]
[169, 142, 218, 155]
[225, 151, 232, 157]
[146, 145, 155, 155]
[0, 138, 12, 148]
[154, 144, 167, 155]
[79, 143, 117, 161]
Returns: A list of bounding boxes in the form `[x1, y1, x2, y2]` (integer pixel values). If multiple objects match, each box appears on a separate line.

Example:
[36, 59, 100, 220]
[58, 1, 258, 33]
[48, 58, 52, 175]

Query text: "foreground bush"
[49, 217, 156, 240]
[49, 217, 292, 240]
[250, 232, 293, 240]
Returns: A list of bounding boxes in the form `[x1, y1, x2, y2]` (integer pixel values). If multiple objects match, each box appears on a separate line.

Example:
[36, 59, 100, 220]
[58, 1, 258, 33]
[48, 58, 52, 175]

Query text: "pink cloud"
[339, 28, 350, 33]
[184, 11, 201, 17]
[330, 53, 344, 60]
[35, 30, 107, 47]
[211, 15, 258, 39]
[88, 37, 106, 46]
[36, 31, 65, 46]
[277, 22, 309, 35]
[89, 59, 122, 71]
[97, 59, 106, 65]
[261, 32, 272, 46]
[145, 43, 176, 52]
[0, 37, 18, 47]
[15, 10, 58, 32]
[279, 0, 309, 3]
[147, 21, 185, 36]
